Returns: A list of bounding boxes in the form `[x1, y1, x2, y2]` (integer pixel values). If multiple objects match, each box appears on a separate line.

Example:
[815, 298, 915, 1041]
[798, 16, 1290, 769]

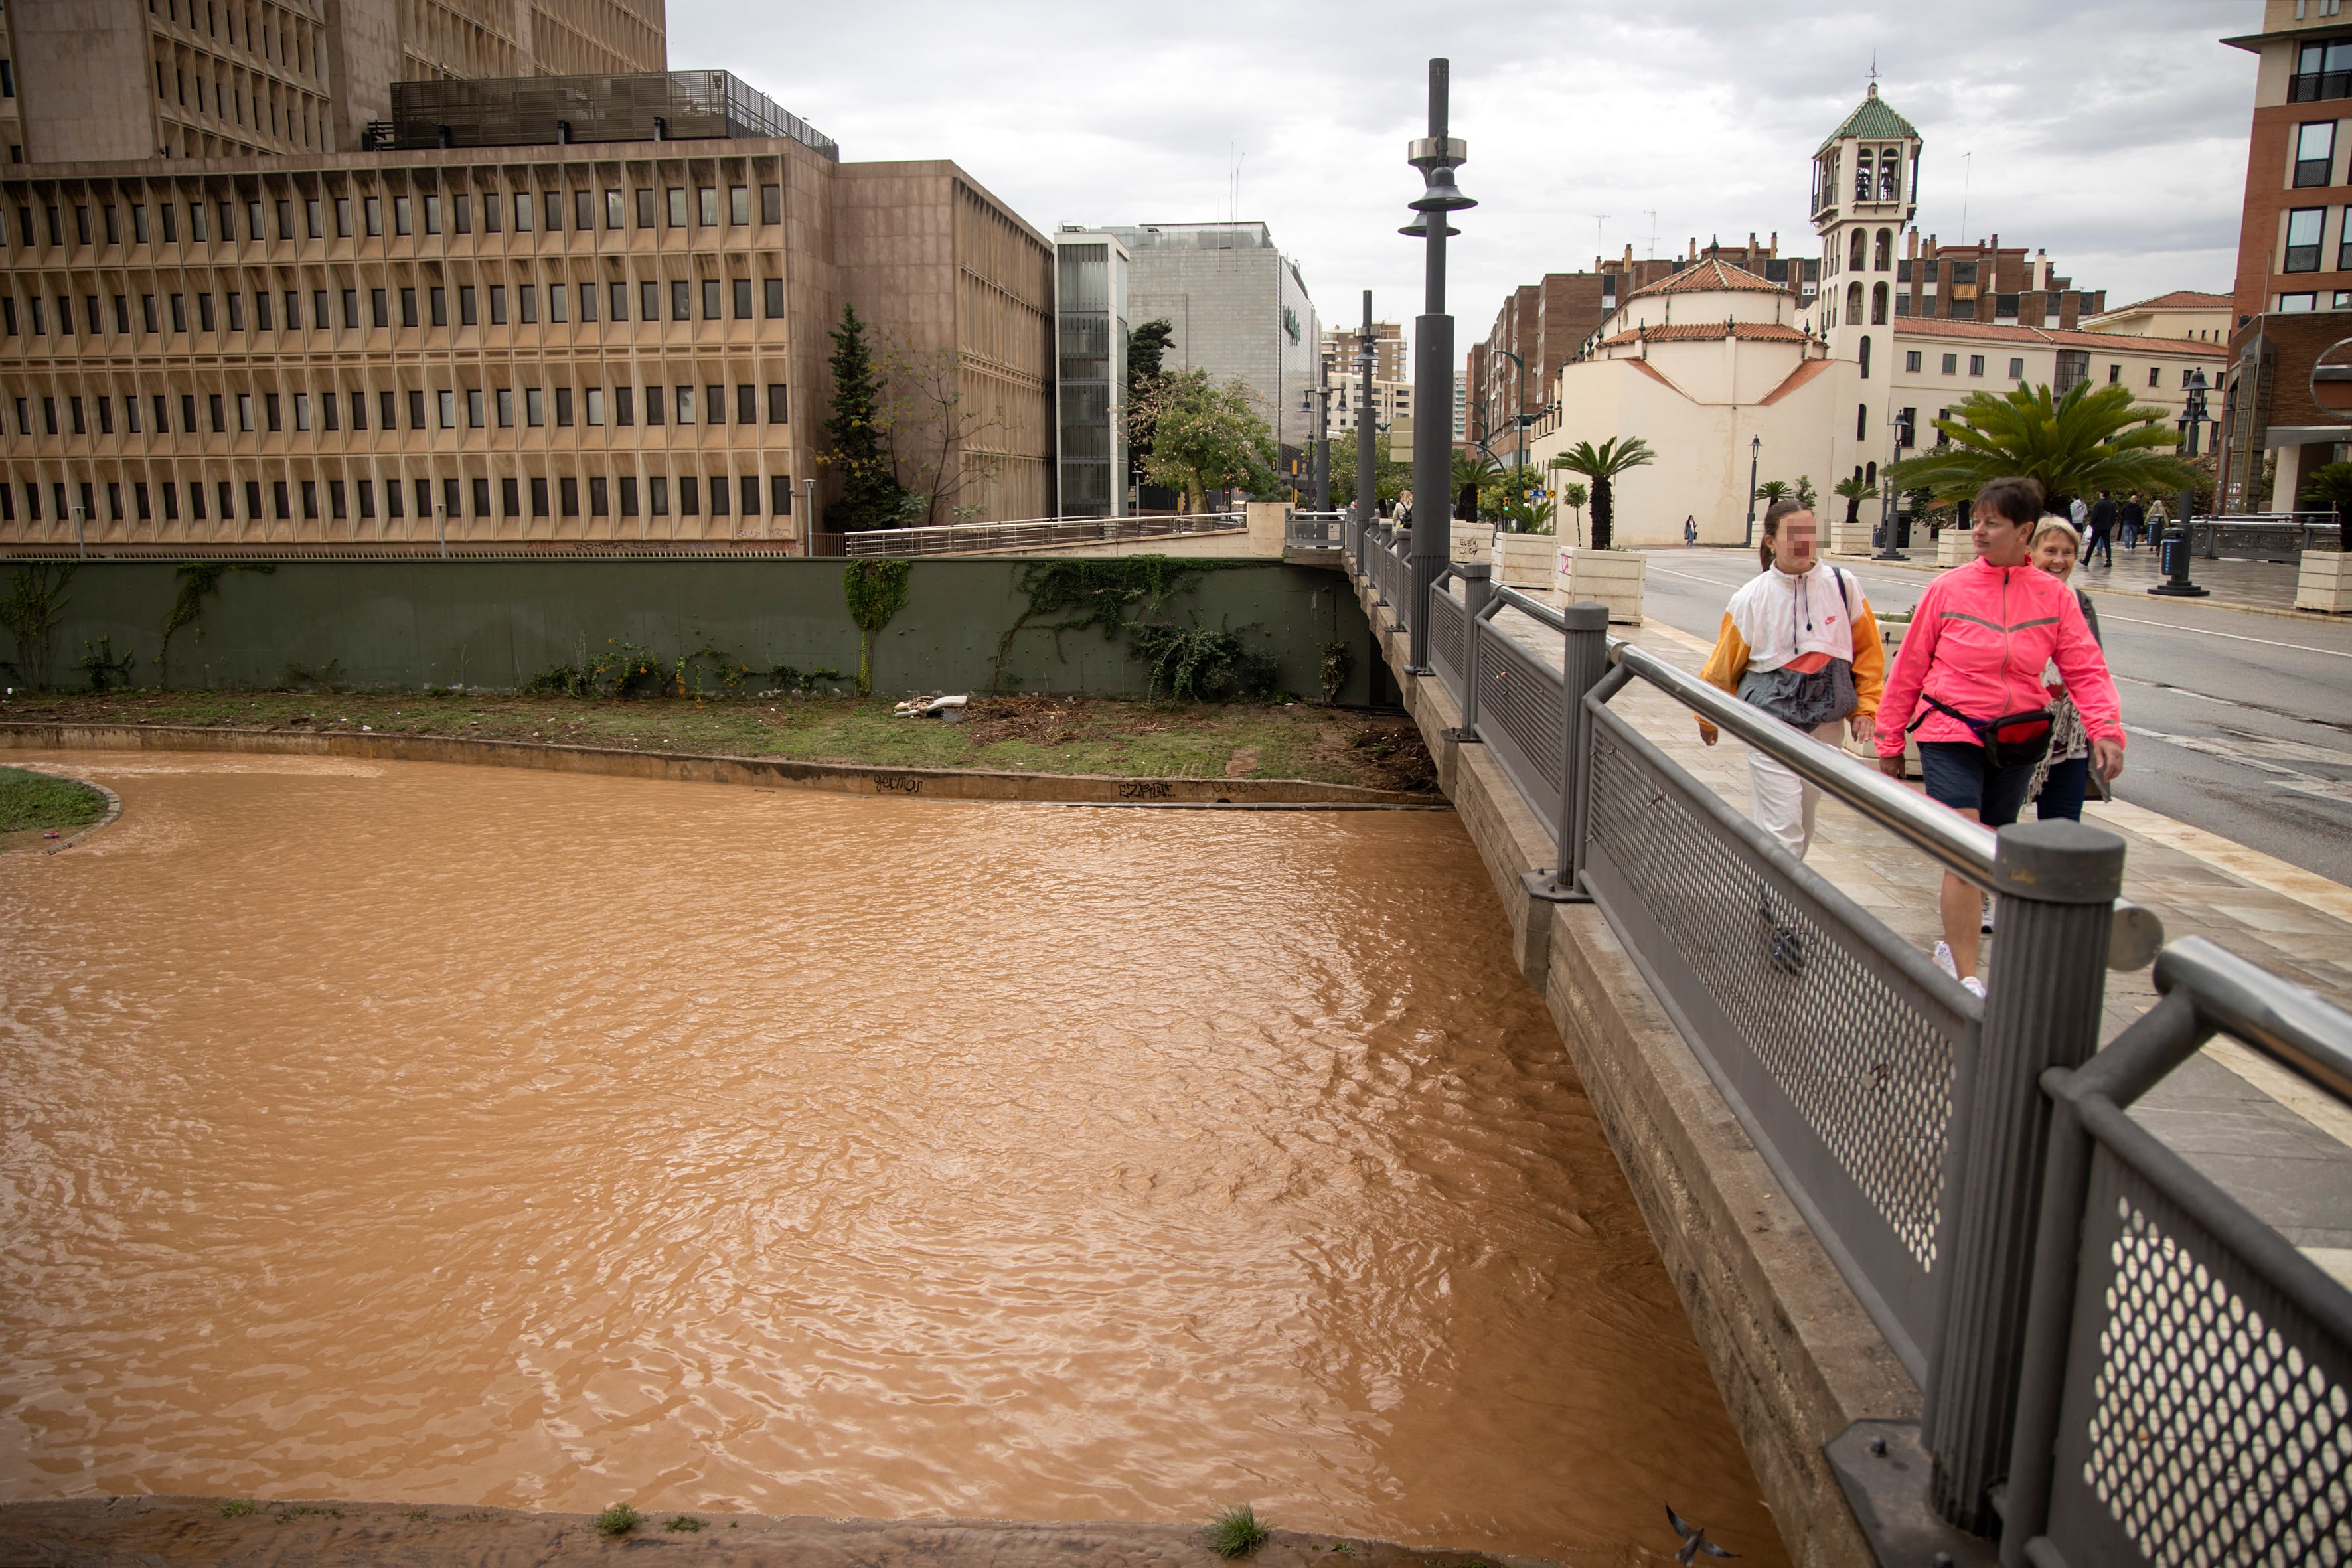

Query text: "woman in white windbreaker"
[1697, 498, 1889, 862]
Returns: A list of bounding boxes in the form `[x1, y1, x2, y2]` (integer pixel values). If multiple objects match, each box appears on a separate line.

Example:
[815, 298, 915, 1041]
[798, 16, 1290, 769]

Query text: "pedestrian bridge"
[1336, 517, 2352, 1567]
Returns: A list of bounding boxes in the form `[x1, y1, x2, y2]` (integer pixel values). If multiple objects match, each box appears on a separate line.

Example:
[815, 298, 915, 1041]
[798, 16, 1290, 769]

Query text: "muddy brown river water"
[0, 753, 1784, 1565]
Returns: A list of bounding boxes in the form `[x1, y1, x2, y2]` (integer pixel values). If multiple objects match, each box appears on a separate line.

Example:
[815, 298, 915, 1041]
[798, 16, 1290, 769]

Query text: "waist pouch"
[1738, 659, 1857, 728]
[1909, 692, 2053, 768]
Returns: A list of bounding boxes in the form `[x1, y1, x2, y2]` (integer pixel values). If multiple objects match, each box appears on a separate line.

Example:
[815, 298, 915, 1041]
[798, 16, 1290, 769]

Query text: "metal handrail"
[1494, 584, 1567, 631]
[2154, 937, 2352, 1103]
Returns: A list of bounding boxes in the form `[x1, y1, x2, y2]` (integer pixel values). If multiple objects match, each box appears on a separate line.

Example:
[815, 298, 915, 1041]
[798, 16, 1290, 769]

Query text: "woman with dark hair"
[1874, 476, 2125, 996]
[1698, 497, 1885, 866]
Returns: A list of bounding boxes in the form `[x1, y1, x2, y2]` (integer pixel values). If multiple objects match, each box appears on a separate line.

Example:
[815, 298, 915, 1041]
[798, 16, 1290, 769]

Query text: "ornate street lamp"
[1743, 435, 1761, 549]
[1399, 57, 1473, 673]
[2153, 368, 2211, 598]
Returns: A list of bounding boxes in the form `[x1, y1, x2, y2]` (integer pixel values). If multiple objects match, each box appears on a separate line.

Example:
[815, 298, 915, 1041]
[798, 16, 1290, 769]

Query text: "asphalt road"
[1636, 548, 2352, 889]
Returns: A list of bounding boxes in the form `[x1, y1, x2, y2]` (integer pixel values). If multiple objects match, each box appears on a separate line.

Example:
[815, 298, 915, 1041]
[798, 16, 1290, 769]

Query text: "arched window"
[1857, 403, 1868, 441]
[1865, 460, 1877, 486]
[1855, 149, 1872, 201]
[1878, 150, 1901, 202]
[1859, 333, 1872, 378]
[1847, 280, 1863, 321]
[1871, 281, 1889, 324]
[1849, 228, 1867, 270]
[1874, 228, 1891, 270]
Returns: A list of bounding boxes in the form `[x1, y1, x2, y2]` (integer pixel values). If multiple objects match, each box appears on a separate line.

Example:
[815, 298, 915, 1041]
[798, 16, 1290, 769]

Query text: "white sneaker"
[1962, 975, 1987, 999]
[1934, 940, 1959, 979]
[1981, 898, 1995, 934]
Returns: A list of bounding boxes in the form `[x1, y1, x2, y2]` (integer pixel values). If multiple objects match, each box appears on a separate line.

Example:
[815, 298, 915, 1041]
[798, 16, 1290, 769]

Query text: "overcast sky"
[669, 0, 2256, 350]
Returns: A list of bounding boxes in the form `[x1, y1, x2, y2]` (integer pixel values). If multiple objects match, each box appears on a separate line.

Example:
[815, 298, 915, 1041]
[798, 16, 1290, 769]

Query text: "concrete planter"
[1556, 546, 1646, 625]
[1828, 518, 1873, 556]
[1494, 530, 1556, 588]
[1935, 529, 1971, 568]
[1450, 522, 1497, 565]
[2296, 549, 2352, 613]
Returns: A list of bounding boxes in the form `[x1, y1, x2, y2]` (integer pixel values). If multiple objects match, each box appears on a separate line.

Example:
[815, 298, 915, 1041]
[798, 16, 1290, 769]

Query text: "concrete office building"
[1053, 228, 1126, 518]
[1099, 220, 1320, 461]
[0, 0, 666, 165]
[0, 70, 1056, 552]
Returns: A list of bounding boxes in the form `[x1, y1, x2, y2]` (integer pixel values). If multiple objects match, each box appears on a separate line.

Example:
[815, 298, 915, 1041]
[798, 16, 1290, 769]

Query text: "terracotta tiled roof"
[1818, 83, 1920, 153]
[1597, 320, 1813, 349]
[1624, 258, 1785, 302]
[1895, 319, 2225, 357]
[2102, 290, 2231, 314]
[1760, 357, 1837, 406]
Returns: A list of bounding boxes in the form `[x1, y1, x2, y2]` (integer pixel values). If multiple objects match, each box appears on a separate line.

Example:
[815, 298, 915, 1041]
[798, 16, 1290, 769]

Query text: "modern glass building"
[1054, 230, 1128, 517]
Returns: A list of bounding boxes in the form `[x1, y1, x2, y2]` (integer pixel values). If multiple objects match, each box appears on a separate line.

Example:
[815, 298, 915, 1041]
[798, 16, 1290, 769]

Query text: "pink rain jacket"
[1875, 558, 2125, 758]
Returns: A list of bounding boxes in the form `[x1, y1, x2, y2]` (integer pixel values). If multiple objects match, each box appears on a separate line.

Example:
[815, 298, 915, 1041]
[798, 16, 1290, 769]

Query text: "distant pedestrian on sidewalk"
[2085, 490, 2117, 566]
[1875, 476, 2126, 996]
[1684, 514, 1699, 546]
[2023, 516, 2112, 822]
[2119, 493, 2146, 551]
[1697, 499, 1886, 864]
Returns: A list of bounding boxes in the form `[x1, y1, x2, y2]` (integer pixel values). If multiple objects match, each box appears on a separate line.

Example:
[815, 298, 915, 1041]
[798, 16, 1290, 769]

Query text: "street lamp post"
[2154, 368, 2211, 598]
[1743, 435, 1761, 549]
[1877, 414, 1910, 561]
[1354, 289, 1375, 560]
[1313, 351, 1330, 514]
[1401, 56, 1474, 674]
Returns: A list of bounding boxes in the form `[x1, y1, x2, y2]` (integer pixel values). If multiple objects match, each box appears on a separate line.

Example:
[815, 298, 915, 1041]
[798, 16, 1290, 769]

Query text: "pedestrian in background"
[1684, 514, 1699, 546]
[2085, 489, 2117, 566]
[1698, 498, 1885, 864]
[2023, 516, 2109, 822]
[1875, 476, 2125, 996]
[2119, 492, 2146, 551]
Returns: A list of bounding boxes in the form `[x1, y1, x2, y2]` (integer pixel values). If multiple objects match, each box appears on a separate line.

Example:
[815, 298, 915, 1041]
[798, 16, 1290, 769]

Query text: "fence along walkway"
[1341, 520, 2352, 1565]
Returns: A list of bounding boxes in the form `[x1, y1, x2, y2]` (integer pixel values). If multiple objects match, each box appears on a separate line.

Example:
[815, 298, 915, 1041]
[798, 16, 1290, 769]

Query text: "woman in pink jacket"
[1875, 475, 2126, 995]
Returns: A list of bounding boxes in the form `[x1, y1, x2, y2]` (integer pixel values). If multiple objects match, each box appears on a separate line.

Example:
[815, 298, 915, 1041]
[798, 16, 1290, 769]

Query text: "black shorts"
[1918, 740, 2038, 827]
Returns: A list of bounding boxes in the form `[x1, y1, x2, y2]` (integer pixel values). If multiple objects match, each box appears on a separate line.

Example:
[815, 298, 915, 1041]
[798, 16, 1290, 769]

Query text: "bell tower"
[1811, 81, 1922, 352]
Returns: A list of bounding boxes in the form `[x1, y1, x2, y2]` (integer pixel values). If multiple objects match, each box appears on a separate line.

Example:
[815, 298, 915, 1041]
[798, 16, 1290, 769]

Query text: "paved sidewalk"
[1472, 589, 2352, 1276]
[1814, 539, 2315, 615]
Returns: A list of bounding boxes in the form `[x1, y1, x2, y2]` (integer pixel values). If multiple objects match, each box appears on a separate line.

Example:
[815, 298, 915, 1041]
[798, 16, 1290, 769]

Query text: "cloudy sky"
[668, 0, 2256, 348]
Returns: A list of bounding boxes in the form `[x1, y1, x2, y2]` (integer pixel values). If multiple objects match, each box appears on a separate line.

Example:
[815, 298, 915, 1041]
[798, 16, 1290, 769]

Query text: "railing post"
[1922, 817, 2126, 1536]
[1522, 601, 1608, 903]
[1447, 564, 1492, 744]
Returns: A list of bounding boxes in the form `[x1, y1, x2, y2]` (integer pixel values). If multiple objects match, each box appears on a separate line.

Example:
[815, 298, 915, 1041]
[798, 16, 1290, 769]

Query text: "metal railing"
[1347, 551, 2349, 1561]
[836, 512, 1245, 558]
[1285, 509, 1346, 550]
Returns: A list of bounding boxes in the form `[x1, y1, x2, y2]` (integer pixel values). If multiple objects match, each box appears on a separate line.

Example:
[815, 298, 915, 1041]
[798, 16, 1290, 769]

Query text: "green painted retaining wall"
[2, 558, 1376, 703]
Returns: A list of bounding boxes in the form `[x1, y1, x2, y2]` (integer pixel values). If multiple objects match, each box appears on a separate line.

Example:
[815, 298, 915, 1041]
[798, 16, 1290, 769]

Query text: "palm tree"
[1885, 380, 2200, 508]
[1452, 449, 1506, 526]
[1832, 475, 1879, 530]
[1753, 479, 1793, 508]
[1547, 437, 1657, 550]
[1555, 479, 1589, 544]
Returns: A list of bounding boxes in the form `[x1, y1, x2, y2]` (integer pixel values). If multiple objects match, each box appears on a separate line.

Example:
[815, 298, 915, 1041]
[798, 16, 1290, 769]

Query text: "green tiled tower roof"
[1818, 83, 1920, 152]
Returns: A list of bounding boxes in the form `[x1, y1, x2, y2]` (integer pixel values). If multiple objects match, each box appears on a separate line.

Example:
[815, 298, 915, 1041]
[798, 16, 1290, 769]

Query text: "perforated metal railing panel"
[1579, 705, 1970, 1374]
[1470, 617, 1563, 838]
[1429, 589, 1468, 704]
[2047, 1141, 2352, 1566]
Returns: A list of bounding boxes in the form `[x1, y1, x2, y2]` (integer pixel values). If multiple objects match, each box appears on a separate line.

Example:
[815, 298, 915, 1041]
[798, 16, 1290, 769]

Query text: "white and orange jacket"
[1697, 562, 1887, 742]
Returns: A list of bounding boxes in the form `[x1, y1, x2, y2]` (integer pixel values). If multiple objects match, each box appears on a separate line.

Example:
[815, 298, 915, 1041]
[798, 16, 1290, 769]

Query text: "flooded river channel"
[1, 753, 1782, 1563]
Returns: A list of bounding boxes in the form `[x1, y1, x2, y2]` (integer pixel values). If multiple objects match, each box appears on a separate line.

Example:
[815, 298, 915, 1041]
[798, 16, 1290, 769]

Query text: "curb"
[9, 766, 123, 854]
[0, 724, 1446, 809]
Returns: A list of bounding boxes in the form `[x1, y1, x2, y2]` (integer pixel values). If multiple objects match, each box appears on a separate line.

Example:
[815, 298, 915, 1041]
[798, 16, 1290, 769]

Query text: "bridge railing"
[838, 511, 1244, 558]
[1346, 553, 2351, 1561]
[1285, 510, 1346, 550]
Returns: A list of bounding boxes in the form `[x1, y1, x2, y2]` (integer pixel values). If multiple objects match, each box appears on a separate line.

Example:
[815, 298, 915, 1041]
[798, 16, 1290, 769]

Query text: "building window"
[2286, 206, 2327, 271]
[1859, 334, 1872, 378]
[764, 278, 784, 317]
[2293, 37, 2352, 102]
[1968, 354, 1985, 376]
[761, 185, 781, 223]
[514, 191, 534, 231]
[394, 195, 411, 235]
[1873, 228, 1891, 270]
[438, 390, 456, 428]
[2106, 362, 2121, 384]
[730, 186, 750, 224]
[2281, 291, 2319, 311]
[698, 187, 718, 226]
[2305, 121, 2342, 187]
[2008, 356, 2025, 380]
[1941, 353, 1958, 374]
[542, 191, 561, 232]
[767, 384, 788, 423]
[1871, 281, 1888, 324]
[1849, 228, 1866, 270]
[2146, 366, 2161, 388]
[1904, 349, 1921, 373]
[459, 285, 477, 325]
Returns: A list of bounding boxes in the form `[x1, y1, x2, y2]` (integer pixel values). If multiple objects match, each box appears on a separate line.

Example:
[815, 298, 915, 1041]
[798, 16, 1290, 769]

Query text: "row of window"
[4, 183, 785, 249]
[2280, 204, 2352, 274]
[2, 276, 789, 337]
[10, 471, 797, 525]
[1893, 347, 2189, 388]
[153, 0, 323, 81]
[9, 382, 791, 437]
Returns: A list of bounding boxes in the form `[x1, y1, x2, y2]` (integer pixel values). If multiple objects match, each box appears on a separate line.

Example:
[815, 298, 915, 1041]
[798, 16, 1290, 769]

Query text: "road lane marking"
[2100, 615, 2352, 659]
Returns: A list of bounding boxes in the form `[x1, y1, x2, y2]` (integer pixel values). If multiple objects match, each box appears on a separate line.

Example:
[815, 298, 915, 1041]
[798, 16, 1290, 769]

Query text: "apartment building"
[2217, 0, 2352, 510]
[1328, 377, 1409, 439]
[0, 72, 1055, 552]
[1322, 319, 1404, 384]
[0, 0, 666, 165]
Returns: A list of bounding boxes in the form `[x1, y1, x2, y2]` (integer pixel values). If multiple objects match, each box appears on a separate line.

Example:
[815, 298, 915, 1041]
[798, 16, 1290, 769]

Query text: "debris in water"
[1668, 1506, 1736, 1563]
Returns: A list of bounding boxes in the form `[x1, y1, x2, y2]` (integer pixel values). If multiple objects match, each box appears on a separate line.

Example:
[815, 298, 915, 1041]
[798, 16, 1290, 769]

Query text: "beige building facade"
[2078, 289, 2233, 345]
[0, 124, 1053, 552]
[0, 0, 665, 167]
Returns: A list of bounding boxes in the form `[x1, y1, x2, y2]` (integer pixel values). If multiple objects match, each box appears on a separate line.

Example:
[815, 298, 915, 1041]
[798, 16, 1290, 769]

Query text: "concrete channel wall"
[1350, 575, 1906, 1568]
[0, 558, 1376, 703]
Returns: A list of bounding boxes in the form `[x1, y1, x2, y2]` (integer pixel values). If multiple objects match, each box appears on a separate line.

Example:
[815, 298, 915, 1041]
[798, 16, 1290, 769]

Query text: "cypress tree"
[824, 303, 910, 531]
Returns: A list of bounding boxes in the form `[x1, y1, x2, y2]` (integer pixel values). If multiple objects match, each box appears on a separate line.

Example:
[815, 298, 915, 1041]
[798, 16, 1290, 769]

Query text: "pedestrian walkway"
[1830, 537, 2311, 615]
[1476, 589, 2352, 1279]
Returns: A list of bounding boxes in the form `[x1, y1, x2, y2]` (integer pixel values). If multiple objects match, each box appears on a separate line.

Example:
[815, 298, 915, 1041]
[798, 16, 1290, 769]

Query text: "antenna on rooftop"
[1960, 151, 1973, 244]
[1594, 213, 1609, 260]
[1646, 209, 1658, 258]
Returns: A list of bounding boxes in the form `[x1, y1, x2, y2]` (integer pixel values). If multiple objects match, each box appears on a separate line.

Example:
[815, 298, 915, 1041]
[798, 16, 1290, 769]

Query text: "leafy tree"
[1127, 319, 1176, 495]
[1832, 475, 1879, 529]
[2303, 461, 2352, 552]
[1793, 474, 1818, 509]
[1885, 381, 2200, 509]
[1127, 368, 1278, 510]
[1547, 437, 1657, 550]
[844, 560, 912, 695]
[823, 304, 913, 532]
[1328, 448, 1412, 510]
